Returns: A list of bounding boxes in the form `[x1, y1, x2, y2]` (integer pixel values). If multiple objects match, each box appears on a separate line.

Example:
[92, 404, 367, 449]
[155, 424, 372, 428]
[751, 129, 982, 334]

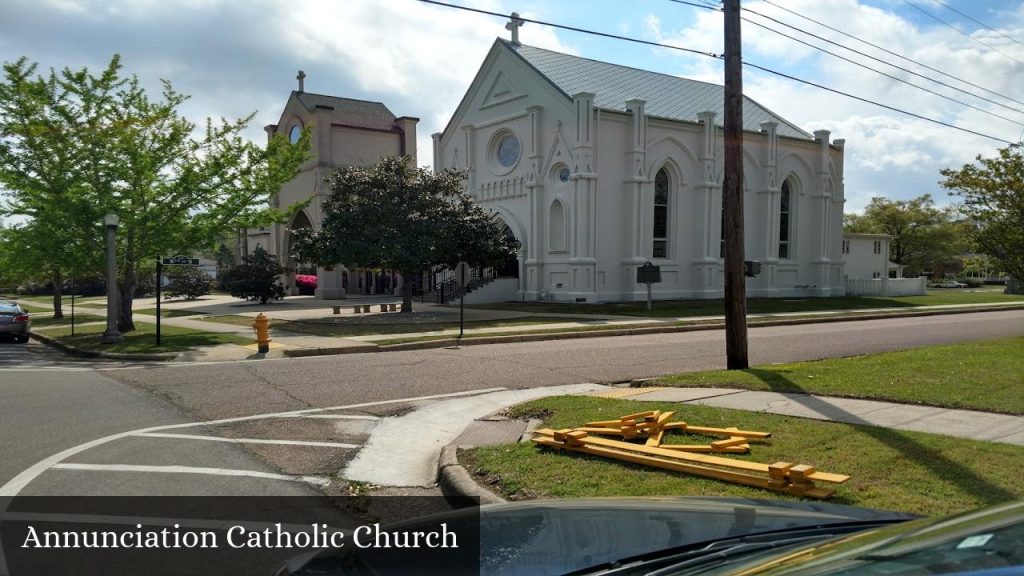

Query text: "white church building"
[434, 35, 847, 302]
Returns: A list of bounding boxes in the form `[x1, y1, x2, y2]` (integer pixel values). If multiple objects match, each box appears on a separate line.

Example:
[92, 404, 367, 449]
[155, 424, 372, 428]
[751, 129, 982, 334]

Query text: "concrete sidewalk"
[20, 296, 1024, 363]
[343, 384, 1024, 491]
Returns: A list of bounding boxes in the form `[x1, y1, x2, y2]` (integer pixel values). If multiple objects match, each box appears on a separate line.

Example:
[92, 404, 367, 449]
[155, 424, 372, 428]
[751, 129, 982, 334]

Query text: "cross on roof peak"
[297, 70, 306, 93]
[505, 12, 524, 46]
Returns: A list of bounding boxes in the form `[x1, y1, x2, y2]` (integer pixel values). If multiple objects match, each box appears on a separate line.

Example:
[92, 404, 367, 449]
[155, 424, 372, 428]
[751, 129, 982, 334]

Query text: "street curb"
[282, 344, 380, 357]
[29, 331, 178, 362]
[374, 303, 1024, 353]
[436, 444, 506, 506]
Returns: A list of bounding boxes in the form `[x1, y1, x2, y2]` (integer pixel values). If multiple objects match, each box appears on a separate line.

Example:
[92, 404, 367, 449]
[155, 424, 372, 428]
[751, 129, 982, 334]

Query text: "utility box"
[744, 260, 762, 277]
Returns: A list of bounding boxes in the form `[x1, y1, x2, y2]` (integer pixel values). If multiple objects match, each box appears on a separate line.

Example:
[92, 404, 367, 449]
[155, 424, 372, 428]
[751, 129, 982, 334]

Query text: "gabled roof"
[504, 40, 813, 140]
[291, 91, 397, 131]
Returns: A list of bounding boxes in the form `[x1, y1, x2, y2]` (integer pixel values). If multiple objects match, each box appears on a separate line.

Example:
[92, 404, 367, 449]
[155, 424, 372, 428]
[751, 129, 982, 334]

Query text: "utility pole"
[723, 0, 749, 369]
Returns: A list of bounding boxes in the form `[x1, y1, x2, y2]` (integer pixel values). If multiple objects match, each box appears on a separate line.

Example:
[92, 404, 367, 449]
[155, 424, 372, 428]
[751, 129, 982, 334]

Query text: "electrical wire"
[740, 14, 1024, 127]
[932, 0, 1024, 50]
[670, 0, 1024, 117]
[416, 0, 719, 59]
[742, 5, 1024, 117]
[759, 0, 1024, 110]
[901, 0, 1024, 67]
[415, 0, 1015, 144]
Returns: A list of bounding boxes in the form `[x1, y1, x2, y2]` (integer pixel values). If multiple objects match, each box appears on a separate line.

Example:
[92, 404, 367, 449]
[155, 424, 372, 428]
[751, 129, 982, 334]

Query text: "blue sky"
[1, 0, 1022, 215]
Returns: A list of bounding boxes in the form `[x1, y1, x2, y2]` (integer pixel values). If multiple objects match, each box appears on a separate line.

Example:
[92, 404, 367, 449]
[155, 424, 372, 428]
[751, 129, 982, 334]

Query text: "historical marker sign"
[637, 262, 661, 284]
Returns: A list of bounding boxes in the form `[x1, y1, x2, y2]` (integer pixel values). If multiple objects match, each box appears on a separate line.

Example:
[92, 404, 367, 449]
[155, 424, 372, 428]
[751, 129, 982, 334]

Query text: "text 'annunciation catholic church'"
[263, 28, 847, 303]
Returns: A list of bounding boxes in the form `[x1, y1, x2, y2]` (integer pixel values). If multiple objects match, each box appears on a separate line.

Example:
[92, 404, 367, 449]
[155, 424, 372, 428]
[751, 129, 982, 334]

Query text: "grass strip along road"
[465, 396, 1024, 517]
[658, 337, 1024, 415]
[465, 338, 1024, 516]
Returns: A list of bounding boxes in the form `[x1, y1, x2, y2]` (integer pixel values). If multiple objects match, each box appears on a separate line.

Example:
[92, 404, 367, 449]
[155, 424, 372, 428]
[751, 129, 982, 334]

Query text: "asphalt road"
[103, 310, 1024, 421]
[1, 310, 1021, 497]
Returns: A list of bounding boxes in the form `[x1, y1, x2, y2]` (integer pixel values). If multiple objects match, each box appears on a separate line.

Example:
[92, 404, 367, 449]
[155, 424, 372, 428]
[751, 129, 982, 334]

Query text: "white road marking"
[50, 463, 331, 487]
[277, 414, 380, 420]
[133, 432, 360, 449]
[0, 386, 507, 496]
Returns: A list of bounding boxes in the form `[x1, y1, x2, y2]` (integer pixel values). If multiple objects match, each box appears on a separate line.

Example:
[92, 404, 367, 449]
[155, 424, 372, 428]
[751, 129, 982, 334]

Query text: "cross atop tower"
[296, 70, 306, 93]
[505, 12, 524, 46]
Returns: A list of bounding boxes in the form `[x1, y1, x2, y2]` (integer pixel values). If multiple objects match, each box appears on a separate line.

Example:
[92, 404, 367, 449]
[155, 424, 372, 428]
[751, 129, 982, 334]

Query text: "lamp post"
[101, 213, 122, 344]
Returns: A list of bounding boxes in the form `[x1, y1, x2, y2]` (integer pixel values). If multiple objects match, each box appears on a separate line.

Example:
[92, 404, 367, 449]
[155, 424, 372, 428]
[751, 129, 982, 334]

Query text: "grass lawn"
[467, 288, 1024, 318]
[41, 321, 252, 353]
[196, 314, 581, 337]
[11, 294, 107, 306]
[464, 396, 1024, 516]
[657, 337, 1024, 415]
[27, 310, 105, 329]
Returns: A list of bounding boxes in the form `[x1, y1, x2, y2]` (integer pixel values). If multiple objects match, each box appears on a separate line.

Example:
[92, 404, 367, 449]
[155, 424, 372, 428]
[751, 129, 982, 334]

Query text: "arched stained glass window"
[653, 168, 670, 258]
[779, 180, 792, 259]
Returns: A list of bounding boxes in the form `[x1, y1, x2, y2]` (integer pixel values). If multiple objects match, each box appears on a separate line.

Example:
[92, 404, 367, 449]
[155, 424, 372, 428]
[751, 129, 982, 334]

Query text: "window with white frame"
[873, 240, 882, 254]
[779, 179, 792, 259]
[841, 239, 850, 254]
[653, 167, 670, 258]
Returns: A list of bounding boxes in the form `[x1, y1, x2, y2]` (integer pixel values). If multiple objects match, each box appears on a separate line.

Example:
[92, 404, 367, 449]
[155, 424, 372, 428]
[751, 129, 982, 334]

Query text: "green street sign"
[161, 255, 199, 266]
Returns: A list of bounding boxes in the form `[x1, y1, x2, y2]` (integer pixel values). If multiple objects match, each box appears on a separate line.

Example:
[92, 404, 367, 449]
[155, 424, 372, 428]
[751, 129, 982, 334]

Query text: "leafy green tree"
[163, 266, 213, 301]
[221, 246, 285, 304]
[0, 60, 106, 316]
[0, 55, 309, 331]
[293, 156, 519, 313]
[940, 144, 1024, 284]
[844, 194, 965, 276]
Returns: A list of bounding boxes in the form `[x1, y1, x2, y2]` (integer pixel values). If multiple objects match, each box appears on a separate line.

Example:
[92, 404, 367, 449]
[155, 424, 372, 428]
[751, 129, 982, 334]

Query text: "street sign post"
[454, 261, 470, 341]
[156, 255, 201, 345]
[637, 262, 661, 310]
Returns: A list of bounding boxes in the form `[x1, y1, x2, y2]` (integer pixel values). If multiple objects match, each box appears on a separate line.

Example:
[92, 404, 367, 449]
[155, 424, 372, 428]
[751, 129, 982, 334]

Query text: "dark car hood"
[475, 497, 915, 576]
[284, 497, 916, 576]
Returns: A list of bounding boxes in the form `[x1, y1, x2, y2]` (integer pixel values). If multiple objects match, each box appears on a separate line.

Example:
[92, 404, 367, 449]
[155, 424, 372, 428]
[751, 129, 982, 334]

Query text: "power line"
[674, 0, 1024, 117]
[902, 0, 1024, 67]
[740, 14, 1024, 127]
[740, 5, 1024, 119]
[932, 0, 1024, 50]
[416, 0, 719, 59]
[759, 0, 1024, 111]
[743, 62, 1013, 144]
[416, 0, 1015, 144]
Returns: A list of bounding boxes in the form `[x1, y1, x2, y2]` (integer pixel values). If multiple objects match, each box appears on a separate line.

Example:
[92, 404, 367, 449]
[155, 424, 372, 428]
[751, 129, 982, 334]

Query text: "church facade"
[256, 72, 418, 298]
[434, 38, 847, 302]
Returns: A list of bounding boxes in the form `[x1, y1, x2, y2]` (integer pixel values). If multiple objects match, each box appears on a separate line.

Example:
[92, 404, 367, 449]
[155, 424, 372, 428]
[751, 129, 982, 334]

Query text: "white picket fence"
[846, 277, 926, 296]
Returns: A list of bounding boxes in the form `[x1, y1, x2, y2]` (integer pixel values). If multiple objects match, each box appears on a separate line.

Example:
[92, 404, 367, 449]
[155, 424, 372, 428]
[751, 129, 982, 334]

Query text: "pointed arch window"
[653, 167, 670, 258]
[779, 179, 792, 259]
[549, 199, 567, 252]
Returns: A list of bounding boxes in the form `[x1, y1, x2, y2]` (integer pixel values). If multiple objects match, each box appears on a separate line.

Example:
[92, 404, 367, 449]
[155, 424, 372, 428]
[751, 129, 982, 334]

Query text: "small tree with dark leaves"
[222, 246, 286, 304]
[293, 156, 519, 313]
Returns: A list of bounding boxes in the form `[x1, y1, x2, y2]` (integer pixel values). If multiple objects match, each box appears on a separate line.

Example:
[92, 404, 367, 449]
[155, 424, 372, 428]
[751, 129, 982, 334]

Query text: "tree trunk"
[400, 270, 414, 313]
[118, 264, 137, 332]
[51, 272, 64, 319]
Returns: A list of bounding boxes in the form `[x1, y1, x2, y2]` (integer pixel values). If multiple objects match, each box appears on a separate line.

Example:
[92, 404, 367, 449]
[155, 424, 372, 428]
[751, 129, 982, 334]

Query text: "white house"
[842, 232, 925, 296]
[842, 233, 901, 280]
[434, 35, 847, 303]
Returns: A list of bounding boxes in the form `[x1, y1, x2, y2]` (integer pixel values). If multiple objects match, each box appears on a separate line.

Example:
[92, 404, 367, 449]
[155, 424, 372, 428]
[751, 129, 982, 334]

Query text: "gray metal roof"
[293, 92, 397, 131]
[506, 41, 812, 140]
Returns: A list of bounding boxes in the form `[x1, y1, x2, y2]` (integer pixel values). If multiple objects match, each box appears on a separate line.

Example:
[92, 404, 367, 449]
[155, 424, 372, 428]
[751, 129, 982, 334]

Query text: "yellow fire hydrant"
[252, 313, 271, 353]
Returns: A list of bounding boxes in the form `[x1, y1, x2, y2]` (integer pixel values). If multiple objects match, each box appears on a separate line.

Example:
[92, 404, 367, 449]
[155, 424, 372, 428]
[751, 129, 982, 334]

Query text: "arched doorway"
[496, 221, 520, 279]
[285, 210, 314, 295]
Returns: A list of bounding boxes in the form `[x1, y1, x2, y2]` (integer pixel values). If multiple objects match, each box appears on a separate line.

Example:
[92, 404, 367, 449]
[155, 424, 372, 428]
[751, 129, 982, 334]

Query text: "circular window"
[558, 166, 571, 182]
[289, 124, 302, 144]
[496, 135, 520, 168]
